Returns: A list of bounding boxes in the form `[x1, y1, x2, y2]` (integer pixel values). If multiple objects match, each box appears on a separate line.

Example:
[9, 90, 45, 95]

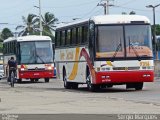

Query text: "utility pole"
[34, 0, 43, 35]
[39, 0, 42, 36]
[97, 0, 114, 15]
[146, 3, 160, 60]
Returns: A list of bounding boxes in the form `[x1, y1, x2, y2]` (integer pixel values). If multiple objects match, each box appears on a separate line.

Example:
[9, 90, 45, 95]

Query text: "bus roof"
[3, 35, 52, 43]
[56, 15, 150, 29]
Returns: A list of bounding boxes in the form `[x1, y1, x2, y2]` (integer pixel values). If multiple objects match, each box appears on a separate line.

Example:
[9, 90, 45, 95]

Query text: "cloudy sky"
[0, 0, 160, 32]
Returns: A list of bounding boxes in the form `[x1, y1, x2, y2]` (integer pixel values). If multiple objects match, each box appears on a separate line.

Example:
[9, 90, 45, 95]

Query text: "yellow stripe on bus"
[106, 61, 113, 66]
[68, 47, 80, 80]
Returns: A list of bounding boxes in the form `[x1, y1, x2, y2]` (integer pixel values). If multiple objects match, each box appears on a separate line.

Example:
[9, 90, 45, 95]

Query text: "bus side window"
[7, 43, 9, 54]
[13, 41, 16, 54]
[56, 31, 61, 47]
[72, 28, 76, 45]
[55, 31, 57, 47]
[3, 44, 5, 54]
[65, 30, 67, 46]
[70, 29, 73, 45]
[76, 27, 79, 44]
[61, 31, 66, 46]
[82, 25, 88, 44]
[77, 27, 82, 45]
[66, 29, 71, 45]
[80, 27, 83, 44]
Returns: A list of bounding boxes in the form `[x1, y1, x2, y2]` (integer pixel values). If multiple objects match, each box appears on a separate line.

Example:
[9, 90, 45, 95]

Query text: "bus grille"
[113, 67, 140, 70]
[27, 68, 45, 71]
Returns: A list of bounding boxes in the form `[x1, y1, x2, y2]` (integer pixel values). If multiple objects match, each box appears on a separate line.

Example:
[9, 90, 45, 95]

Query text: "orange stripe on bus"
[68, 47, 80, 80]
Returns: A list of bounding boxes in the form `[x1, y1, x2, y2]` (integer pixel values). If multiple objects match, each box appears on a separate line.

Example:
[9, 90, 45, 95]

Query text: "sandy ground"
[0, 78, 160, 114]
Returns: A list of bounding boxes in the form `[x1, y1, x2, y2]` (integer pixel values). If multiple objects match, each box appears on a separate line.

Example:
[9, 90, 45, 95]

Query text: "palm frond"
[22, 16, 27, 24]
[18, 30, 25, 36]
[15, 25, 25, 30]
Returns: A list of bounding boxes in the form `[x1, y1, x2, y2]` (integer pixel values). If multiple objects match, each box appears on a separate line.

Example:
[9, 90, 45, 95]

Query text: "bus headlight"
[47, 66, 53, 70]
[45, 66, 53, 70]
[21, 68, 25, 71]
[20, 65, 28, 71]
[45, 64, 53, 70]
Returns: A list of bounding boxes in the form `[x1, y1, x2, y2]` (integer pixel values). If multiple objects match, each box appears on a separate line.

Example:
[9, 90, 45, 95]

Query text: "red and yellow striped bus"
[3, 35, 55, 83]
[55, 15, 154, 91]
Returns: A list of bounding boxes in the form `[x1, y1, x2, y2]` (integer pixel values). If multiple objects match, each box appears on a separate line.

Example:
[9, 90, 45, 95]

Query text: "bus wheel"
[72, 83, 78, 89]
[106, 84, 113, 88]
[45, 78, 49, 83]
[86, 75, 99, 92]
[17, 79, 22, 83]
[35, 78, 39, 82]
[30, 78, 35, 83]
[135, 82, 143, 90]
[63, 70, 71, 89]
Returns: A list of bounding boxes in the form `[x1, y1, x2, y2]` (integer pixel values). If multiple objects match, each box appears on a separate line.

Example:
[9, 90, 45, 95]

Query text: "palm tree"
[41, 12, 58, 41]
[16, 14, 39, 36]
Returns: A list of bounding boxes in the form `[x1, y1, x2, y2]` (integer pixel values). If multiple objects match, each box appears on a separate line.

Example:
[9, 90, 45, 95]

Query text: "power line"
[114, 5, 160, 12]
[81, 6, 99, 18]
[0, 0, 31, 11]
[2, 7, 34, 19]
[55, 3, 100, 20]
[119, 0, 139, 6]
[43, 0, 100, 8]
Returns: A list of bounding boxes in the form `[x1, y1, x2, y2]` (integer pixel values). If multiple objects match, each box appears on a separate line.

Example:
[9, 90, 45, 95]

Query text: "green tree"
[16, 14, 39, 36]
[122, 11, 136, 15]
[151, 24, 160, 37]
[150, 24, 160, 51]
[1, 28, 13, 40]
[129, 11, 136, 15]
[0, 33, 3, 42]
[0, 43, 3, 53]
[155, 24, 160, 35]
[0, 28, 13, 52]
[41, 12, 58, 42]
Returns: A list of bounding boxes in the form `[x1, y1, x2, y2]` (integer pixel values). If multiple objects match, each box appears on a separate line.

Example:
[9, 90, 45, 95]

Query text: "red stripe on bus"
[79, 48, 96, 83]
[95, 70, 154, 84]
[18, 71, 54, 79]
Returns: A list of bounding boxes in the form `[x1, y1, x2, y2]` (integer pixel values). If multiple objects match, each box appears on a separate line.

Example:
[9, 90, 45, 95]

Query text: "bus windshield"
[96, 25, 153, 59]
[20, 41, 53, 64]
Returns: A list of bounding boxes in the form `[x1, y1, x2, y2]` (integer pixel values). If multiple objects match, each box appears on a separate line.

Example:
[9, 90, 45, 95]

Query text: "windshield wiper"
[35, 53, 45, 64]
[129, 38, 141, 61]
[112, 38, 122, 60]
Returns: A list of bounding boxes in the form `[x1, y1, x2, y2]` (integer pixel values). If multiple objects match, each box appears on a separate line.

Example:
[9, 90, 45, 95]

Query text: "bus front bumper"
[18, 70, 54, 79]
[94, 70, 154, 84]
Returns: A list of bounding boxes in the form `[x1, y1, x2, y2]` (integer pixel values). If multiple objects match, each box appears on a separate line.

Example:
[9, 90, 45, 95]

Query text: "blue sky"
[0, 0, 160, 32]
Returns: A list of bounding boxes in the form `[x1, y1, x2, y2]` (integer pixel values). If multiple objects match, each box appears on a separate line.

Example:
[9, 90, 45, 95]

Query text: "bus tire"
[106, 84, 113, 88]
[63, 69, 71, 89]
[45, 78, 49, 83]
[63, 77, 71, 89]
[30, 78, 35, 83]
[86, 74, 99, 92]
[135, 82, 143, 90]
[35, 78, 39, 82]
[72, 83, 78, 89]
[17, 79, 22, 83]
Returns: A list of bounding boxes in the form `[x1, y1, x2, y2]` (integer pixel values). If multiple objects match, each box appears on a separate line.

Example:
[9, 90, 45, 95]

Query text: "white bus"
[55, 15, 154, 91]
[3, 35, 55, 82]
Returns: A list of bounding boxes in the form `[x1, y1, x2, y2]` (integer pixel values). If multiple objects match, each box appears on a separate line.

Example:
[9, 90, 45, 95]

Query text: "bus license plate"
[34, 73, 39, 75]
